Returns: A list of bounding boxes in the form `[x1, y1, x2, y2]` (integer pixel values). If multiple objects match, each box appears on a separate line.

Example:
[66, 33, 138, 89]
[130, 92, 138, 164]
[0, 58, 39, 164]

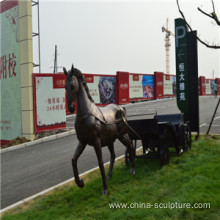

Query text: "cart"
[125, 113, 191, 166]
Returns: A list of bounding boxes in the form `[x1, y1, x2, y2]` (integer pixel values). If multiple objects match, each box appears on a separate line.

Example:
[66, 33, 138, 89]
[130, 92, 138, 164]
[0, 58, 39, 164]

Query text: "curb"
[0, 129, 76, 154]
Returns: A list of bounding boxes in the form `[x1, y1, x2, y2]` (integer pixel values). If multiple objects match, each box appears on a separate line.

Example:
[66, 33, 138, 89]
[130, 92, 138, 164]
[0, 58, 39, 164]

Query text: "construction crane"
[162, 18, 175, 75]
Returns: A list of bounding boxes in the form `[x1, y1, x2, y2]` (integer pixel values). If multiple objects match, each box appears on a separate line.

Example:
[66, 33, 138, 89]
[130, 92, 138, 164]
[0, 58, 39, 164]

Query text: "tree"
[176, 0, 220, 49]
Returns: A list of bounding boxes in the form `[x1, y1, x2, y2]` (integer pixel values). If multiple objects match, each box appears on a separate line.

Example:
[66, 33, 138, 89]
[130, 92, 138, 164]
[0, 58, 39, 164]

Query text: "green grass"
[2, 135, 220, 220]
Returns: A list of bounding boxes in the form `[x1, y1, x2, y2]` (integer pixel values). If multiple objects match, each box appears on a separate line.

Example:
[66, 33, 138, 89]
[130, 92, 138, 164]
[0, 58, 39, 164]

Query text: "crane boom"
[161, 18, 175, 75]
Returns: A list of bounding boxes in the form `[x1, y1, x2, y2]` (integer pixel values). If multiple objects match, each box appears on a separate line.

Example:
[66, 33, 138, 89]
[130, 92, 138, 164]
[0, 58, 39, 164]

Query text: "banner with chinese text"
[163, 75, 176, 95]
[85, 75, 116, 104]
[129, 74, 154, 100]
[33, 74, 66, 132]
[0, 0, 22, 142]
[205, 79, 212, 95]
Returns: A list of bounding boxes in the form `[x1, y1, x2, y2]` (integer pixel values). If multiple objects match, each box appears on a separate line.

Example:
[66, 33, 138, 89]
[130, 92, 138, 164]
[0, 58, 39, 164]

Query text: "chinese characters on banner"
[129, 74, 154, 99]
[0, 53, 17, 79]
[33, 74, 66, 132]
[163, 75, 176, 95]
[0, 1, 22, 142]
[85, 75, 116, 104]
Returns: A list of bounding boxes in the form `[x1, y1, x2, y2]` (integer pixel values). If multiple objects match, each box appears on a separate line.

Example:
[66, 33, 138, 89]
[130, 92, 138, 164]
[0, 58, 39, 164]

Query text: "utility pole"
[52, 45, 62, 73]
[53, 45, 58, 74]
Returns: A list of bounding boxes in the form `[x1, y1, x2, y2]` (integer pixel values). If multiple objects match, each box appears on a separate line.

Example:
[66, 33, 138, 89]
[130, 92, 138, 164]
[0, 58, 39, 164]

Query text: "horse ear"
[63, 67, 68, 76]
[71, 64, 74, 73]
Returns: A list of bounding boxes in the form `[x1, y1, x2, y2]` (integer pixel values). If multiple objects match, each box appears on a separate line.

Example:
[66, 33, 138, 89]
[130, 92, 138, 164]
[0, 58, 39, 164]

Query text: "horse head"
[63, 64, 79, 113]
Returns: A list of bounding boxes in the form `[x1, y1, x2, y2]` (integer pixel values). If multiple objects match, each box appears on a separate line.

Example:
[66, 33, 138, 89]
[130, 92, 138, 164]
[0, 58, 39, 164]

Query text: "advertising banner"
[33, 74, 66, 132]
[211, 80, 216, 95]
[205, 79, 211, 95]
[0, 0, 22, 143]
[129, 74, 154, 100]
[142, 75, 154, 98]
[85, 75, 116, 104]
[163, 75, 176, 95]
[129, 74, 143, 99]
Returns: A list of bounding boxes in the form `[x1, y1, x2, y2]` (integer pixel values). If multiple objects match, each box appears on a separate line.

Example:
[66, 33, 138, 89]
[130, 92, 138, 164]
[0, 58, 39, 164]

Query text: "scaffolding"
[32, 0, 41, 73]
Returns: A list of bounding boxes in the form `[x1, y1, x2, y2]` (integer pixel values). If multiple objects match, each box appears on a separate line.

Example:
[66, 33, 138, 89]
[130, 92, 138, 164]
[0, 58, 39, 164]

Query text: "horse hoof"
[76, 178, 84, 188]
[102, 189, 108, 195]
[130, 169, 135, 175]
[107, 175, 112, 180]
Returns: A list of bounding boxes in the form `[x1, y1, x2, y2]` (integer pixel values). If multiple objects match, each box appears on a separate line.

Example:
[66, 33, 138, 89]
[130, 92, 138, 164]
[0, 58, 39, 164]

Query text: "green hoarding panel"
[0, 2, 22, 141]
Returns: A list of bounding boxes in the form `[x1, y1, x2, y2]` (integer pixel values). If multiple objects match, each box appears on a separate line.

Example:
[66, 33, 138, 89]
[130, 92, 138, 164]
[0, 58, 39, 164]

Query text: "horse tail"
[116, 106, 126, 119]
[117, 106, 141, 139]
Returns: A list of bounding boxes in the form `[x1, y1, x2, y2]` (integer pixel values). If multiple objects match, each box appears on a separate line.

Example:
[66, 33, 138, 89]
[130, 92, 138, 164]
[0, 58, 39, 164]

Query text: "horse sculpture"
[64, 65, 135, 195]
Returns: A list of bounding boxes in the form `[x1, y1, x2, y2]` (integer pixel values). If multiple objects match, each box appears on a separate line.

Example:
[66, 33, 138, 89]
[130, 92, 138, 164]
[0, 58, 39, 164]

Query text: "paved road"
[1, 96, 220, 209]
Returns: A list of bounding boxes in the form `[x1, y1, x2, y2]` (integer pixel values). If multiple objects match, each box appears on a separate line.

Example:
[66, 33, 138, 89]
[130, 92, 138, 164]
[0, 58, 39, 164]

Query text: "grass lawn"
[2, 135, 220, 220]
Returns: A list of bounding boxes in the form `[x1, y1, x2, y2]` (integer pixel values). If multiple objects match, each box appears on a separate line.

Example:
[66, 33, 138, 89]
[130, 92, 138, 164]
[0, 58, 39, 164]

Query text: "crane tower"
[162, 18, 175, 75]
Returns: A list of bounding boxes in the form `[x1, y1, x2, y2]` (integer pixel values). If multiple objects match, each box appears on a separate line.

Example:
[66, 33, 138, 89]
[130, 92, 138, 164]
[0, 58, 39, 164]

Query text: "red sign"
[84, 75, 94, 83]
[116, 72, 129, 104]
[53, 74, 65, 88]
[199, 76, 206, 96]
[165, 75, 170, 80]
[0, 0, 18, 13]
[154, 72, 164, 99]
[133, 74, 139, 81]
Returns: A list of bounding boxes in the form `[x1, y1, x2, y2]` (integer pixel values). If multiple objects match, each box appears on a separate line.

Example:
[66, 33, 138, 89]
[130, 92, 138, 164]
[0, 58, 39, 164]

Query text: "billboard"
[33, 74, 66, 132]
[129, 74, 154, 100]
[0, 0, 22, 143]
[211, 80, 216, 95]
[163, 75, 176, 95]
[85, 75, 116, 104]
[205, 79, 211, 95]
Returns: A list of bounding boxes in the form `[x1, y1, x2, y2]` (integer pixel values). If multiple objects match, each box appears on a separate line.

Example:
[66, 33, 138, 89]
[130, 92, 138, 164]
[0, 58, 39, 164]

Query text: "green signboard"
[175, 18, 189, 113]
[0, 1, 22, 142]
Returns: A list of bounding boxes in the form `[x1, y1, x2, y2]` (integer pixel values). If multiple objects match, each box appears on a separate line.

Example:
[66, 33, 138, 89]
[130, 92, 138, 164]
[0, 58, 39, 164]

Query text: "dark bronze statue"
[63, 65, 135, 195]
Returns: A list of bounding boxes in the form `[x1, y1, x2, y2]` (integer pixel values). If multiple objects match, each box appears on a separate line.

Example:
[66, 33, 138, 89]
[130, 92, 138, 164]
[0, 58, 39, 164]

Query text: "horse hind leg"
[72, 142, 86, 188]
[107, 143, 116, 180]
[94, 138, 108, 195]
[118, 134, 135, 175]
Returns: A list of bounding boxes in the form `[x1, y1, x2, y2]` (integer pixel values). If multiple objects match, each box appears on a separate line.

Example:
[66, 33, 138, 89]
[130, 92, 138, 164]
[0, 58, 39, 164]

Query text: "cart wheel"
[160, 145, 170, 166]
[184, 124, 192, 151]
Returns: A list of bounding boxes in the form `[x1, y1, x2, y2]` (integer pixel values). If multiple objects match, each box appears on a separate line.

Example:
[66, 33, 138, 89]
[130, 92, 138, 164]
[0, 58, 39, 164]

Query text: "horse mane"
[74, 68, 94, 103]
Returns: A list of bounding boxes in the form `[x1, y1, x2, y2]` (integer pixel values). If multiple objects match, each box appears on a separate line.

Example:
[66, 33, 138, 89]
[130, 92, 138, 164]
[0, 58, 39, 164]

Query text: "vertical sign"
[185, 31, 199, 134]
[0, 0, 21, 144]
[175, 18, 189, 113]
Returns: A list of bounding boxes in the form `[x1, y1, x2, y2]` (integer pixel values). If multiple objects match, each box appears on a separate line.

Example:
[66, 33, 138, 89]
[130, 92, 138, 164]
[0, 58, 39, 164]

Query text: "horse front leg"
[94, 138, 108, 195]
[72, 142, 86, 188]
[107, 143, 116, 180]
